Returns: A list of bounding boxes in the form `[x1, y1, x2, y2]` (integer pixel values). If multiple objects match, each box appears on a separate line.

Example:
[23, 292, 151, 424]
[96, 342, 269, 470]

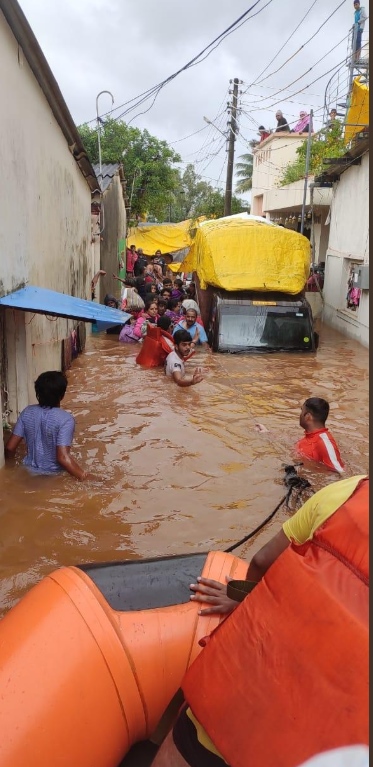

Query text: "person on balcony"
[258, 125, 270, 142]
[353, 1, 367, 60]
[275, 110, 290, 132]
[292, 111, 310, 133]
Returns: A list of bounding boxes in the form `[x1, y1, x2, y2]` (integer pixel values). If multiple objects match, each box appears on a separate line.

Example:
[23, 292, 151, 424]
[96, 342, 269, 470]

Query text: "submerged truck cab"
[207, 291, 317, 353]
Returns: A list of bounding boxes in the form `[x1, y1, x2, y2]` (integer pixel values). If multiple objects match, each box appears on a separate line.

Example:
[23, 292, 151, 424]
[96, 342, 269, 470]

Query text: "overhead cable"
[168, 125, 209, 145]
[245, 0, 347, 93]
[241, 55, 350, 114]
[242, 0, 320, 94]
[241, 33, 350, 110]
[199, 139, 227, 174]
[78, 0, 270, 128]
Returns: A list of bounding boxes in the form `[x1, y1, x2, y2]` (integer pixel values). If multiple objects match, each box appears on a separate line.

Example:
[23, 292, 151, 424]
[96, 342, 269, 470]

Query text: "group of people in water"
[5, 263, 347, 478]
[4, 257, 346, 483]
[104, 271, 209, 387]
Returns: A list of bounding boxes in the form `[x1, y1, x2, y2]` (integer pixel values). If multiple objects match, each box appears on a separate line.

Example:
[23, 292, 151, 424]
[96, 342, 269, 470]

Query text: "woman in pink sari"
[292, 111, 310, 133]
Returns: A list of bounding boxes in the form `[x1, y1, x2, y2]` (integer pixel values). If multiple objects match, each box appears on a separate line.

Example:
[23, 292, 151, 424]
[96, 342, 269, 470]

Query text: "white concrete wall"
[99, 174, 127, 302]
[323, 152, 369, 346]
[251, 133, 305, 215]
[0, 12, 93, 464]
[263, 180, 333, 213]
[261, 180, 332, 264]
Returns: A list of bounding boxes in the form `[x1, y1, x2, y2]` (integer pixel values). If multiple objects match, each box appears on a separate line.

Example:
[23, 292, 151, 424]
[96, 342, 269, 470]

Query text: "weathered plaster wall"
[0, 11, 93, 464]
[99, 174, 127, 303]
[323, 152, 369, 347]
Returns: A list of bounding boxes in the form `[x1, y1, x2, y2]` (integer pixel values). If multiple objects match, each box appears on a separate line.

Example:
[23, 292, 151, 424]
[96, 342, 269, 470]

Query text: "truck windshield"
[218, 305, 313, 352]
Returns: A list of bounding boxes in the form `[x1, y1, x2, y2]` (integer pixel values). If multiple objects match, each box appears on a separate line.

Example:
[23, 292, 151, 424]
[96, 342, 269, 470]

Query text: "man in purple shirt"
[5, 371, 89, 480]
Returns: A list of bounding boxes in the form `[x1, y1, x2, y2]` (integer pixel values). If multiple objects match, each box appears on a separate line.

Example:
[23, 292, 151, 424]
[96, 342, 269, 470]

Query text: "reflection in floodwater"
[0, 325, 368, 615]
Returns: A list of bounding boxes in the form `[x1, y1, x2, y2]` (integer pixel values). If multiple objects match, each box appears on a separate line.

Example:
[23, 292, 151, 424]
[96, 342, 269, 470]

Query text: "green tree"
[168, 165, 214, 221]
[278, 122, 345, 186]
[198, 189, 249, 218]
[165, 164, 250, 222]
[78, 118, 181, 219]
[235, 152, 254, 193]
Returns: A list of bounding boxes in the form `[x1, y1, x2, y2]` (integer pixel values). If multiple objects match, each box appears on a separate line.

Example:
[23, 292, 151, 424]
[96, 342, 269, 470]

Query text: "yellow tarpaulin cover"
[181, 215, 311, 294]
[344, 77, 369, 145]
[127, 219, 196, 255]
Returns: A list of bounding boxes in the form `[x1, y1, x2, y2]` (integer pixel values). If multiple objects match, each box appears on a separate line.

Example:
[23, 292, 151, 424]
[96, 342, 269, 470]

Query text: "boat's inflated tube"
[0, 550, 248, 767]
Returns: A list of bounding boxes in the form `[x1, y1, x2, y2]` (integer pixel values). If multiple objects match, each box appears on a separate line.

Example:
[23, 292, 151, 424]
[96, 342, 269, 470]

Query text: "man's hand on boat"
[189, 576, 237, 615]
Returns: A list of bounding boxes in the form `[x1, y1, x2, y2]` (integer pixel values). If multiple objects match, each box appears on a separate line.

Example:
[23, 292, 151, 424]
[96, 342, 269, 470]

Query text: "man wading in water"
[5, 371, 90, 480]
[165, 330, 204, 387]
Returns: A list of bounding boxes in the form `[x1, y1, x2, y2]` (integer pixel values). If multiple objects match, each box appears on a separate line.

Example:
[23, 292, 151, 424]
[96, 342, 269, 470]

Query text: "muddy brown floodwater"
[0, 324, 369, 616]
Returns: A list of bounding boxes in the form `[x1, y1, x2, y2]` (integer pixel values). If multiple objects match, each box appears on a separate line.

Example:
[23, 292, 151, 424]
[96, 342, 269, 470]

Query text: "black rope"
[224, 465, 313, 554]
[224, 495, 287, 553]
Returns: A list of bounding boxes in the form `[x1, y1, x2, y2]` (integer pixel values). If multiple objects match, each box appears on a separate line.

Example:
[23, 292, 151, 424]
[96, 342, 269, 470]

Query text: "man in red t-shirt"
[297, 397, 344, 473]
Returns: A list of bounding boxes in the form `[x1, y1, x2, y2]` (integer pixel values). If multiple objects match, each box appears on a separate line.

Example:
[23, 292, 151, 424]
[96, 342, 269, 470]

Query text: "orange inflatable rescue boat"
[0, 481, 368, 767]
[0, 549, 248, 767]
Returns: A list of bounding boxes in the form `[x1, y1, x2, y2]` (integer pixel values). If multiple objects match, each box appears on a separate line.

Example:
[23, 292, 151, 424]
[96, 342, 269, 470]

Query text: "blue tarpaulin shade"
[0, 286, 131, 328]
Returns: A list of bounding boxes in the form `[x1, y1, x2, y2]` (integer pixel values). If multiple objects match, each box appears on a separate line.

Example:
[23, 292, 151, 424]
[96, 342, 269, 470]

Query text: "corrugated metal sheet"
[0, 286, 130, 326]
[92, 163, 120, 193]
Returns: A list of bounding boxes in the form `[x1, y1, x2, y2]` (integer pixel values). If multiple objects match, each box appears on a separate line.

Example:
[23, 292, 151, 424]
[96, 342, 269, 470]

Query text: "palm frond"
[235, 178, 252, 192]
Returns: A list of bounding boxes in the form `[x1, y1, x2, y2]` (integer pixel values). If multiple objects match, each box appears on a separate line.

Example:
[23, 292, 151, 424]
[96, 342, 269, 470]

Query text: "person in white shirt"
[165, 330, 203, 387]
[353, 1, 367, 58]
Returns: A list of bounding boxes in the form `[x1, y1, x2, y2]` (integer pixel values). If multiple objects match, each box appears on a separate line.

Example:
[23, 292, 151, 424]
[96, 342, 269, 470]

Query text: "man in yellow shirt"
[151, 475, 368, 767]
[189, 475, 367, 613]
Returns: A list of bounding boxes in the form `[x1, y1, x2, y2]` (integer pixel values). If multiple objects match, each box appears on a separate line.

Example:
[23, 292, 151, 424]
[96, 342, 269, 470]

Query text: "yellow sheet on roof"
[344, 77, 369, 145]
[182, 216, 310, 293]
[127, 219, 198, 255]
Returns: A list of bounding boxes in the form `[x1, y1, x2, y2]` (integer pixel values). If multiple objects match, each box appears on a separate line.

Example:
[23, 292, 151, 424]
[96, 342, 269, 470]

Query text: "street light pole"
[95, 90, 114, 182]
[300, 109, 313, 236]
[203, 116, 227, 138]
[224, 78, 239, 217]
[95, 91, 114, 235]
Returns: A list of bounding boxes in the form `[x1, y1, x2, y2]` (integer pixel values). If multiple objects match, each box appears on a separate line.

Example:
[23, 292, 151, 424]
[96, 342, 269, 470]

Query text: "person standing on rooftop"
[353, 1, 367, 59]
[292, 111, 310, 133]
[275, 110, 290, 132]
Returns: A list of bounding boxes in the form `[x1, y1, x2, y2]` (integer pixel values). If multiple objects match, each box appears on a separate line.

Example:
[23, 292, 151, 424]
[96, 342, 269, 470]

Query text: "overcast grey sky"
[19, 0, 367, 192]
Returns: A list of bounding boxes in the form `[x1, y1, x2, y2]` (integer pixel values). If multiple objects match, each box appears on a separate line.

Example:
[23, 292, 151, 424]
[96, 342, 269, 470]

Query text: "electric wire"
[118, 1, 275, 124]
[193, 93, 229, 158]
[192, 103, 229, 166]
[198, 138, 227, 174]
[168, 125, 209, 145]
[216, 154, 227, 187]
[240, 55, 351, 116]
[241, 35, 351, 110]
[78, 0, 270, 128]
[242, 0, 320, 94]
[244, 0, 348, 94]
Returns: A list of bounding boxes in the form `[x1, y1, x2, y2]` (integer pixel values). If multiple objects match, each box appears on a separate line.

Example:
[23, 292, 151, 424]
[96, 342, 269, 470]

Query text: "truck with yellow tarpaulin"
[182, 214, 317, 353]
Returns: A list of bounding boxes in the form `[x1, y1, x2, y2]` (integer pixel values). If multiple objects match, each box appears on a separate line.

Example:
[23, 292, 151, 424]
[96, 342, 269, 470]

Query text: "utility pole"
[224, 77, 240, 217]
[300, 109, 313, 235]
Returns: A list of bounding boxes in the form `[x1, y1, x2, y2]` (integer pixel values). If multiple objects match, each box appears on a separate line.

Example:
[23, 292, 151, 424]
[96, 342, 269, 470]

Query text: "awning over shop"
[0, 286, 131, 327]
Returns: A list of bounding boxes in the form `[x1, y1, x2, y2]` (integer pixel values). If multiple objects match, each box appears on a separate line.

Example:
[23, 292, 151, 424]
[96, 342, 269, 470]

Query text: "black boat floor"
[119, 741, 158, 767]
